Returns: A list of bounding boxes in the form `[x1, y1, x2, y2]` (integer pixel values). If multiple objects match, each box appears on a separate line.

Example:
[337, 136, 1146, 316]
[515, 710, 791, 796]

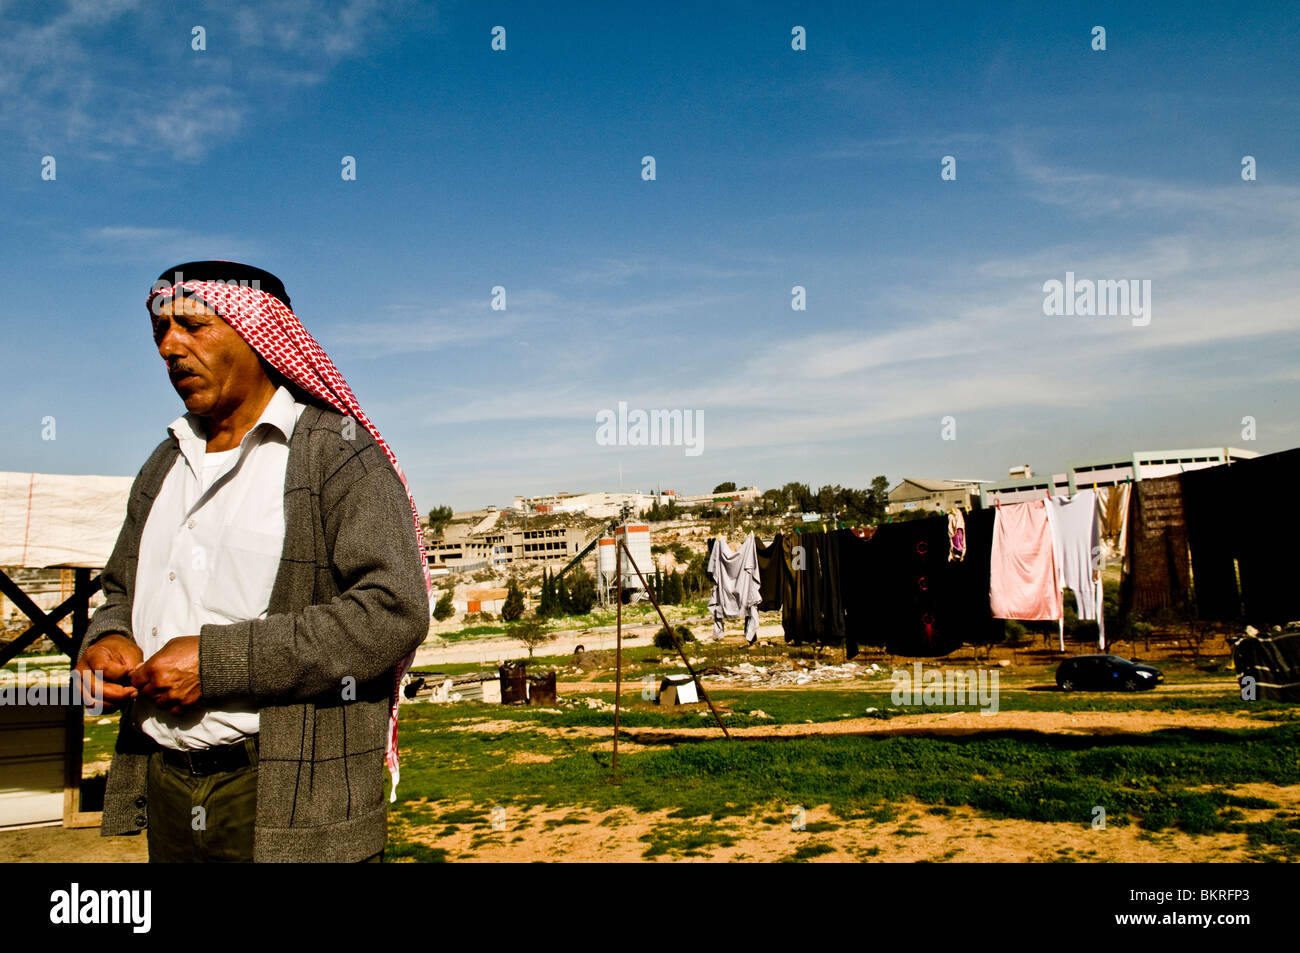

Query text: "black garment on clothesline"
[837, 515, 998, 658]
[854, 516, 966, 657]
[780, 530, 846, 648]
[1180, 463, 1241, 621]
[956, 508, 1005, 647]
[839, 529, 872, 658]
[755, 534, 783, 611]
[780, 532, 808, 644]
[1233, 449, 1300, 626]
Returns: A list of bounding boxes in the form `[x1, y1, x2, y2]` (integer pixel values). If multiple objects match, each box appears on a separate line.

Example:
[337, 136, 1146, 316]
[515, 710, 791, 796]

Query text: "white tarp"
[0, 472, 133, 569]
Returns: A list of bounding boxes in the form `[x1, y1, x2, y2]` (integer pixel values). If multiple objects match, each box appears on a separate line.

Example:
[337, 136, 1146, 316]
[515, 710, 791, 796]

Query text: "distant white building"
[886, 479, 988, 515]
[512, 485, 761, 517]
[980, 447, 1259, 505]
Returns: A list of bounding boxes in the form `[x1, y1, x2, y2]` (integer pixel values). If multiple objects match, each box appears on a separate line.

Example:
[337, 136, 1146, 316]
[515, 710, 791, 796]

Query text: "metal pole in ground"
[612, 534, 622, 777]
[619, 538, 731, 739]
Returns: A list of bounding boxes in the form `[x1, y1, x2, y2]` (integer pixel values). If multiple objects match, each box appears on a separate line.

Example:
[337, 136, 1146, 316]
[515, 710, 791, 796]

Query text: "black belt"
[153, 736, 258, 776]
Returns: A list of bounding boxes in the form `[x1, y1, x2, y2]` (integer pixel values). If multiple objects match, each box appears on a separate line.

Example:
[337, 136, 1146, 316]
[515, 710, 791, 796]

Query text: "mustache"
[168, 365, 199, 380]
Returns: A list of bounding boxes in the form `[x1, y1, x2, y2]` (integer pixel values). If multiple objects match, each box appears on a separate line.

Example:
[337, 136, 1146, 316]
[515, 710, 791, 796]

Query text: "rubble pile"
[701, 659, 883, 687]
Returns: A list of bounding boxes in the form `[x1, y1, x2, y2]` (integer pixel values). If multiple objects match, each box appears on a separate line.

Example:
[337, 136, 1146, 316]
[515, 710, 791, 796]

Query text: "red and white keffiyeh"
[147, 280, 432, 801]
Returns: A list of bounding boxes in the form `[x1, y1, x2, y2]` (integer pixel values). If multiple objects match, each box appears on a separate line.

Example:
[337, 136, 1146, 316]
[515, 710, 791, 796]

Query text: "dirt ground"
[441, 704, 1272, 747]
[0, 825, 147, 863]
[394, 784, 1300, 863]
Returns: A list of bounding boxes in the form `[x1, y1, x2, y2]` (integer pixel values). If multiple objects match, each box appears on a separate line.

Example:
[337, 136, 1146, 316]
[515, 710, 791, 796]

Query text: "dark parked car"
[1056, 654, 1163, 692]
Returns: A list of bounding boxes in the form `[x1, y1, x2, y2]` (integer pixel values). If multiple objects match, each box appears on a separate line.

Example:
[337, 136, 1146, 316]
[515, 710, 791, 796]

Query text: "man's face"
[152, 296, 270, 420]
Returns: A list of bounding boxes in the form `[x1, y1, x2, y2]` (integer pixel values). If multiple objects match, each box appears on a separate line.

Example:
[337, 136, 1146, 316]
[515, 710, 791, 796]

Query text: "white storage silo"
[614, 524, 652, 588]
[596, 536, 617, 591]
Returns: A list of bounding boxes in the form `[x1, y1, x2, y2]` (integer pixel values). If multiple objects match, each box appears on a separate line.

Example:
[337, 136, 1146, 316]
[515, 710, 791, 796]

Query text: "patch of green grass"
[780, 842, 837, 862]
[385, 842, 450, 863]
[437, 625, 509, 641]
[639, 823, 738, 859]
[841, 804, 897, 824]
[1240, 819, 1300, 860]
[437, 807, 489, 825]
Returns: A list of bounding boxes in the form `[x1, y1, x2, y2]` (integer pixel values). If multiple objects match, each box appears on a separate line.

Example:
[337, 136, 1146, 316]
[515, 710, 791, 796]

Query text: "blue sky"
[2, 0, 1298, 512]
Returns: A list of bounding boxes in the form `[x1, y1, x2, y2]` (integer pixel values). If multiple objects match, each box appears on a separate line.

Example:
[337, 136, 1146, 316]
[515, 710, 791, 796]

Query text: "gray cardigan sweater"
[76, 402, 430, 862]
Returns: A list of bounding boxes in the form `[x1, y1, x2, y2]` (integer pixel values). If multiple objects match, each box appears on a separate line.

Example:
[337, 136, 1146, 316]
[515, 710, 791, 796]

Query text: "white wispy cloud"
[0, 0, 414, 162]
[393, 155, 1300, 487]
[78, 224, 264, 264]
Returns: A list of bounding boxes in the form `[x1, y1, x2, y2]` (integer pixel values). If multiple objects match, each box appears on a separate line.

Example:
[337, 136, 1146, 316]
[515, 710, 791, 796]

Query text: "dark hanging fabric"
[859, 515, 965, 657]
[804, 533, 826, 641]
[811, 530, 845, 646]
[780, 532, 811, 644]
[705, 537, 716, 584]
[1120, 475, 1191, 617]
[779, 530, 846, 648]
[952, 508, 1005, 646]
[1232, 448, 1300, 626]
[837, 528, 873, 657]
[755, 534, 782, 611]
[1180, 463, 1241, 621]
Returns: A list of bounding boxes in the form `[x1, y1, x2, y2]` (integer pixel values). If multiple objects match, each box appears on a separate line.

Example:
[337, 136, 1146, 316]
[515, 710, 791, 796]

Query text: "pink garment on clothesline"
[989, 499, 1063, 621]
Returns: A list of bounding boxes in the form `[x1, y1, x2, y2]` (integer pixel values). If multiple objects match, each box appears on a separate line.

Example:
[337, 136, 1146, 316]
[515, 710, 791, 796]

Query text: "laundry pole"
[1096, 569, 1106, 651]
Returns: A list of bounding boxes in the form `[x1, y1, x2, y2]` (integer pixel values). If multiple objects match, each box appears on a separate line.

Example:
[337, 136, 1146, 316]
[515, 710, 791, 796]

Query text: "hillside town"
[408, 443, 1255, 635]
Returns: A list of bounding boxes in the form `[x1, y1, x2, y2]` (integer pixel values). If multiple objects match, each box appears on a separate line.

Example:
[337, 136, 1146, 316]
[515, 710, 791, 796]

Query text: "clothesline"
[703, 446, 1300, 658]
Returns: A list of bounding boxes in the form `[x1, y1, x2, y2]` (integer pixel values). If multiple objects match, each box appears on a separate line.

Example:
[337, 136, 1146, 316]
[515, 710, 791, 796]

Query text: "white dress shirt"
[132, 385, 306, 750]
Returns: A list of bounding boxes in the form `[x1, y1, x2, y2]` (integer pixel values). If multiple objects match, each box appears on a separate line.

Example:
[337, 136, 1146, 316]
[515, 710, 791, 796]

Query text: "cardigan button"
[134, 815, 147, 828]
[134, 796, 147, 808]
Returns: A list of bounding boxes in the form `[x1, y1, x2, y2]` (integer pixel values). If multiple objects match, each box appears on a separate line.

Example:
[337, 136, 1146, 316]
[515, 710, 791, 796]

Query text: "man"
[74, 261, 431, 862]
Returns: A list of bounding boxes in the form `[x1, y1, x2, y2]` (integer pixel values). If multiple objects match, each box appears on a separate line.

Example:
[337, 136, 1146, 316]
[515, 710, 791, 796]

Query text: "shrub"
[511, 618, 557, 658]
[654, 624, 696, 650]
[566, 565, 597, 615]
[501, 580, 525, 621]
[432, 590, 454, 621]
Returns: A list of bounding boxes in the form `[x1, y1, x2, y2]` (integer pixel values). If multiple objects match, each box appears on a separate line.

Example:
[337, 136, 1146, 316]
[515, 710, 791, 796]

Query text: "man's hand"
[131, 636, 201, 715]
[74, 633, 143, 711]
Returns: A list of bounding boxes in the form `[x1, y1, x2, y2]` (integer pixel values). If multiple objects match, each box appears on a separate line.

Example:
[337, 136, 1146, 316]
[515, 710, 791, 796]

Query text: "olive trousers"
[145, 737, 382, 863]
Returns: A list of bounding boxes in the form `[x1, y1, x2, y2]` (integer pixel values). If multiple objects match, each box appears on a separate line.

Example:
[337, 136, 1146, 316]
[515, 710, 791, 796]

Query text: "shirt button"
[187, 519, 196, 530]
[151, 627, 158, 637]
[168, 571, 176, 581]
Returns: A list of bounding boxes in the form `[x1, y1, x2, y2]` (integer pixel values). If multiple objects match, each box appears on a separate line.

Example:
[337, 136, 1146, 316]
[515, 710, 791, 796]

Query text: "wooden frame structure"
[0, 565, 103, 827]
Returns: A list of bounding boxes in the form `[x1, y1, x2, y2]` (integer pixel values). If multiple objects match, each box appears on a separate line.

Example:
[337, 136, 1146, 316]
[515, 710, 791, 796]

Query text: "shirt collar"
[169, 384, 302, 452]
